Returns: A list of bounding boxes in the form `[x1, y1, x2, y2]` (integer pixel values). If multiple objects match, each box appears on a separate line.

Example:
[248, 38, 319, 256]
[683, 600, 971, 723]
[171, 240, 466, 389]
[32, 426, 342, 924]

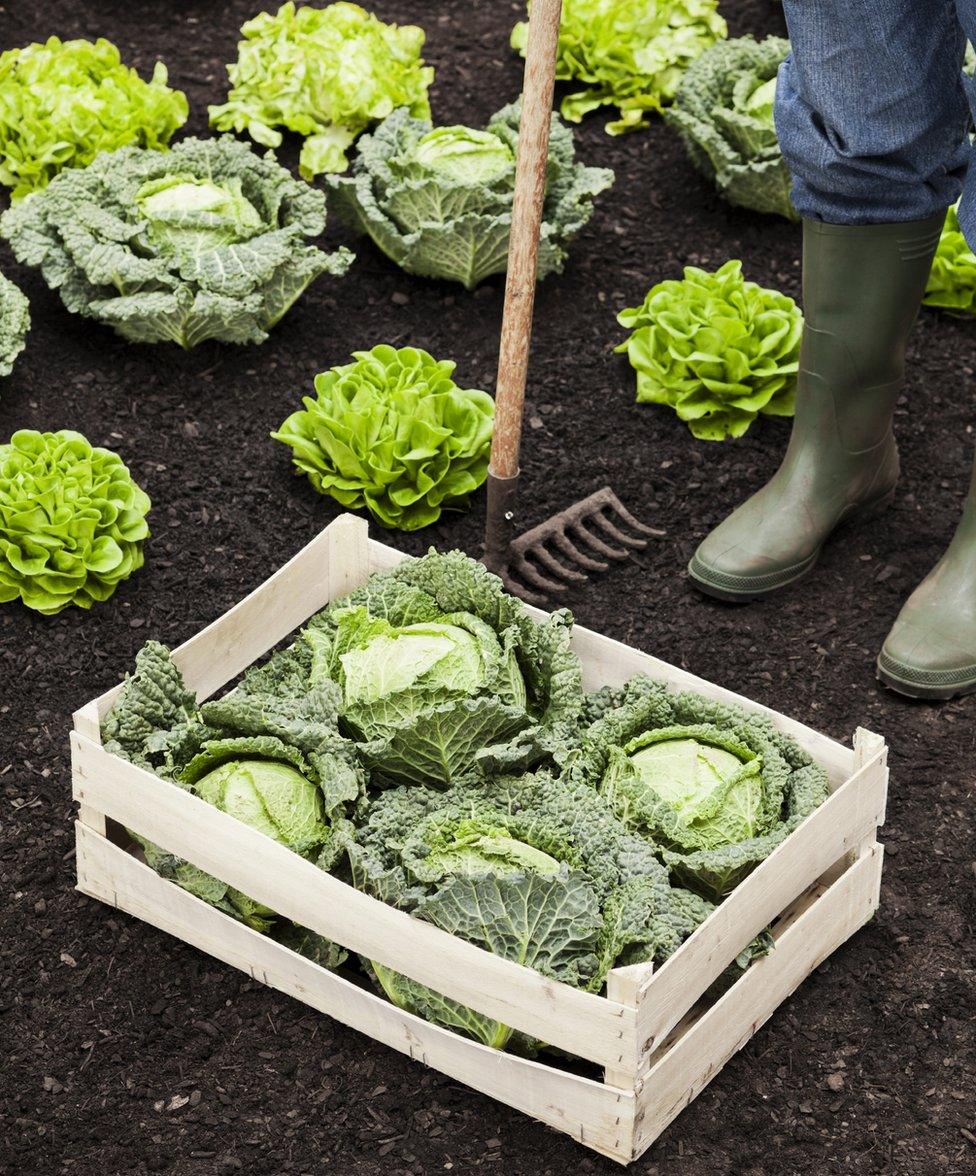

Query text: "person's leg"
[878, 1, 976, 697]
[688, 1, 969, 603]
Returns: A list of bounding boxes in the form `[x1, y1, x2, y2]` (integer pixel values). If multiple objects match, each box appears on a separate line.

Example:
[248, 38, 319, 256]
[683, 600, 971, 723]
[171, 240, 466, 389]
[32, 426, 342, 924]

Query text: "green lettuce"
[0, 271, 29, 379]
[616, 259, 803, 440]
[328, 102, 613, 288]
[0, 430, 150, 614]
[923, 203, 976, 316]
[665, 35, 796, 219]
[209, 2, 434, 178]
[272, 345, 494, 530]
[0, 136, 353, 349]
[300, 549, 584, 786]
[570, 675, 828, 897]
[0, 37, 188, 201]
[512, 0, 727, 133]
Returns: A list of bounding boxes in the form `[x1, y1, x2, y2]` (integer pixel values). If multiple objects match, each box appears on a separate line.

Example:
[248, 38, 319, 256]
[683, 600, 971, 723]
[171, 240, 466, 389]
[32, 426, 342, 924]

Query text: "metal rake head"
[499, 486, 663, 605]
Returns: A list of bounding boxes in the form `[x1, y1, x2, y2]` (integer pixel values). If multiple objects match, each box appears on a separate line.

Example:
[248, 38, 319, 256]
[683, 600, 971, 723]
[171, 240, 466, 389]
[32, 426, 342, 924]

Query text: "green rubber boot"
[688, 212, 946, 602]
[878, 460, 976, 699]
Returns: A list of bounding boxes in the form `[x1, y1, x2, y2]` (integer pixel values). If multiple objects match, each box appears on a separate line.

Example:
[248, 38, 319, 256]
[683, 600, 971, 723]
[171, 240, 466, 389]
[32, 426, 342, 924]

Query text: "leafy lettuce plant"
[272, 345, 494, 530]
[616, 259, 802, 440]
[299, 549, 584, 787]
[570, 675, 828, 897]
[512, 0, 727, 133]
[328, 102, 613, 288]
[349, 771, 716, 1049]
[665, 36, 795, 219]
[0, 37, 188, 201]
[0, 271, 29, 378]
[1, 136, 352, 349]
[0, 430, 150, 614]
[209, 2, 434, 178]
[923, 203, 976, 316]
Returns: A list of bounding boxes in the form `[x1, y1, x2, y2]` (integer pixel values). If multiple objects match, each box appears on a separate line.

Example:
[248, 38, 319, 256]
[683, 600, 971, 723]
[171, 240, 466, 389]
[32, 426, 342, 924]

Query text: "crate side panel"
[75, 824, 635, 1163]
[71, 735, 637, 1071]
[627, 748, 887, 1057]
[633, 844, 884, 1156]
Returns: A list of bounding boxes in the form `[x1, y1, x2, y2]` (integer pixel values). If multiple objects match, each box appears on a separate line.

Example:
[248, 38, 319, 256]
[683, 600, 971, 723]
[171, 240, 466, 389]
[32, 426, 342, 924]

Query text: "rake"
[481, 0, 660, 604]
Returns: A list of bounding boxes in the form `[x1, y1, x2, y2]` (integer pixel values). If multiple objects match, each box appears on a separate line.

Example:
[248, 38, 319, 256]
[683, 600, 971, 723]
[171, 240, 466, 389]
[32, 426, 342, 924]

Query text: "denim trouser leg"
[776, 0, 971, 226]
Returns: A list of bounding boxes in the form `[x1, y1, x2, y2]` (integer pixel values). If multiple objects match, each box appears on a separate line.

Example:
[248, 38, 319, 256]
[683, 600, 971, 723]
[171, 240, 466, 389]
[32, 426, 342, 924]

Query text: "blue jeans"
[777, 1, 976, 239]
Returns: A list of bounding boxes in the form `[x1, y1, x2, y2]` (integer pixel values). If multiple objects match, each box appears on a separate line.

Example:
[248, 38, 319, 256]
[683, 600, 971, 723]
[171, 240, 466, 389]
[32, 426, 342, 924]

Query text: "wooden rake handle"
[488, 0, 562, 480]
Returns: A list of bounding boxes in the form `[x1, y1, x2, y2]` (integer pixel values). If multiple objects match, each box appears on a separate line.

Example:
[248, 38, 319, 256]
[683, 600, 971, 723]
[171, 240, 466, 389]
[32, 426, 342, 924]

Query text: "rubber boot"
[878, 459, 976, 698]
[688, 212, 946, 601]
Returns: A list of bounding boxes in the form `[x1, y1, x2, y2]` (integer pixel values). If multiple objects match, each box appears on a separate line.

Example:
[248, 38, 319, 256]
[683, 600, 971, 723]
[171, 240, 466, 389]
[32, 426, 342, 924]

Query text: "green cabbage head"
[209, 1, 434, 178]
[512, 0, 727, 133]
[0, 429, 150, 614]
[616, 259, 802, 440]
[0, 136, 353, 349]
[301, 549, 584, 786]
[272, 345, 494, 530]
[665, 35, 796, 219]
[329, 102, 613, 288]
[923, 203, 976, 316]
[0, 271, 29, 379]
[0, 37, 188, 201]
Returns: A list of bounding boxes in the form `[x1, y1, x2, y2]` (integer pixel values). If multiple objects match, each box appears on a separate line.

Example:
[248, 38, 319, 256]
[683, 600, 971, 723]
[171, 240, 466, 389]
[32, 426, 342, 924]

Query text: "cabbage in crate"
[272, 345, 494, 530]
[328, 102, 613, 288]
[0, 136, 353, 348]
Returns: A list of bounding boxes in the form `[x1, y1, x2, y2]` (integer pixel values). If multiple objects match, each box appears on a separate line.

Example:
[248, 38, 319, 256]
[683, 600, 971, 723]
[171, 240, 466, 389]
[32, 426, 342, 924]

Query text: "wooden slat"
[633, 843, 884, 1155]
[70, 732, 637, 1071]
[367, 538, 853, 787]
[620, 739, 886, 1061]
[75, 822, 635, 1163]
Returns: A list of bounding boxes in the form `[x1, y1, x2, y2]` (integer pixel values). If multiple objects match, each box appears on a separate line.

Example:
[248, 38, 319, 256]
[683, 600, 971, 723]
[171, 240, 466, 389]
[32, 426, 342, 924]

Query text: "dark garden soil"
[1, 1, 974, 1173]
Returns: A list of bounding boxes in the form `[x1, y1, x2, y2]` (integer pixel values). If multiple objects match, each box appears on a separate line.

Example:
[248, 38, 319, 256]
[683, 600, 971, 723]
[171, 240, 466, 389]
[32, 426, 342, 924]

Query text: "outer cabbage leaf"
[923, 203, 976, 316]
[0, 37, 187, 200]
[272, 345, 494, 530]
[664, 36, 796, 219]
[0, 136, 352, 348]
[0, 271, 29, 378]
[301, 549, 584, 785]
[568, 674, 828, 897]
[209, 2, 434, 178]
[0, 429, 150, 614]
[512, 0, 727, 133]
[328, 102, 613, 288]
[616, 259, 803, 440]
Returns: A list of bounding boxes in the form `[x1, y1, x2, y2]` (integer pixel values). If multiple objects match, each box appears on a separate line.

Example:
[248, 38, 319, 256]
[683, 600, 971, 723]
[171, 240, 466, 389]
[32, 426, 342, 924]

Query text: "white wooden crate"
[71, 515, 887, 1164]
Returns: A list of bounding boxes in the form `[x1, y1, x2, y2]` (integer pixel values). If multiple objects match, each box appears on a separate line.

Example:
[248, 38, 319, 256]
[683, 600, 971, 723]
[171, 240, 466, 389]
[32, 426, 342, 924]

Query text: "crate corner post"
[325, 512, 371, 600]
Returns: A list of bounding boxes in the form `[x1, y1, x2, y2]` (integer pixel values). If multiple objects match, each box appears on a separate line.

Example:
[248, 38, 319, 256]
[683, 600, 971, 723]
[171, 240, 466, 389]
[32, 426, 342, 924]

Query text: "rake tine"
[551, 529, 609, 573]
[501, 571, 548, 607]
[513, 555, 568, 595]
[571, 520, 630, 561]
[531, 542, 589, 584]
[599, 490, 663, 538]
[589, 508, 649, 551]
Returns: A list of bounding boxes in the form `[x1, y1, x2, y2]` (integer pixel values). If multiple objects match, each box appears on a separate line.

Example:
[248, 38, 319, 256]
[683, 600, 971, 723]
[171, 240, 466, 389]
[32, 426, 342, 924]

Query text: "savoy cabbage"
[328, 102, 613, 288]
[0, 136, 353, 348]
[0, 271, 29, 379]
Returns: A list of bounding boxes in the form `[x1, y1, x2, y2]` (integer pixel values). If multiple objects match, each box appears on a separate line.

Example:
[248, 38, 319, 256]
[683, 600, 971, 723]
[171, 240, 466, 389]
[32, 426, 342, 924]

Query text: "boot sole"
[688, 487, 896, 604]
[876, 654, 976, 701]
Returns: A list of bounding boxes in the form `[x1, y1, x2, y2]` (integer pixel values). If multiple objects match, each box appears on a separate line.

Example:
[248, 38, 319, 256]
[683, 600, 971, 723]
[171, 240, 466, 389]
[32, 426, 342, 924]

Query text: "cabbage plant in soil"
[0, 136, 353, 348]
[0, 37, 187, 200]
[616, 259, 803, 440]
[328, 102, 614, 288]
[210, 1, 434, 178]
[272, 345, 494, 530]
[512, 0, 727, 132]
[570, 675, 829, 898]
[665, 35, 795, 220]
[0, 271, 29, 379]
[923, 203, 976, 317]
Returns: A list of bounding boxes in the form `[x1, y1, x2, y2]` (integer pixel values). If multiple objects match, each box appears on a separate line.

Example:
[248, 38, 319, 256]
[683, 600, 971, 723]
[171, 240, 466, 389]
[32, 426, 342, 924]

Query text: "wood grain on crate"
[75, 822, 636, 1162]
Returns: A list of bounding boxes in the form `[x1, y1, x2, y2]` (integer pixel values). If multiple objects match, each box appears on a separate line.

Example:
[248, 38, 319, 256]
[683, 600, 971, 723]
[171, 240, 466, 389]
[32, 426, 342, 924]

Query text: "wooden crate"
[71, 515, 888, 1164]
